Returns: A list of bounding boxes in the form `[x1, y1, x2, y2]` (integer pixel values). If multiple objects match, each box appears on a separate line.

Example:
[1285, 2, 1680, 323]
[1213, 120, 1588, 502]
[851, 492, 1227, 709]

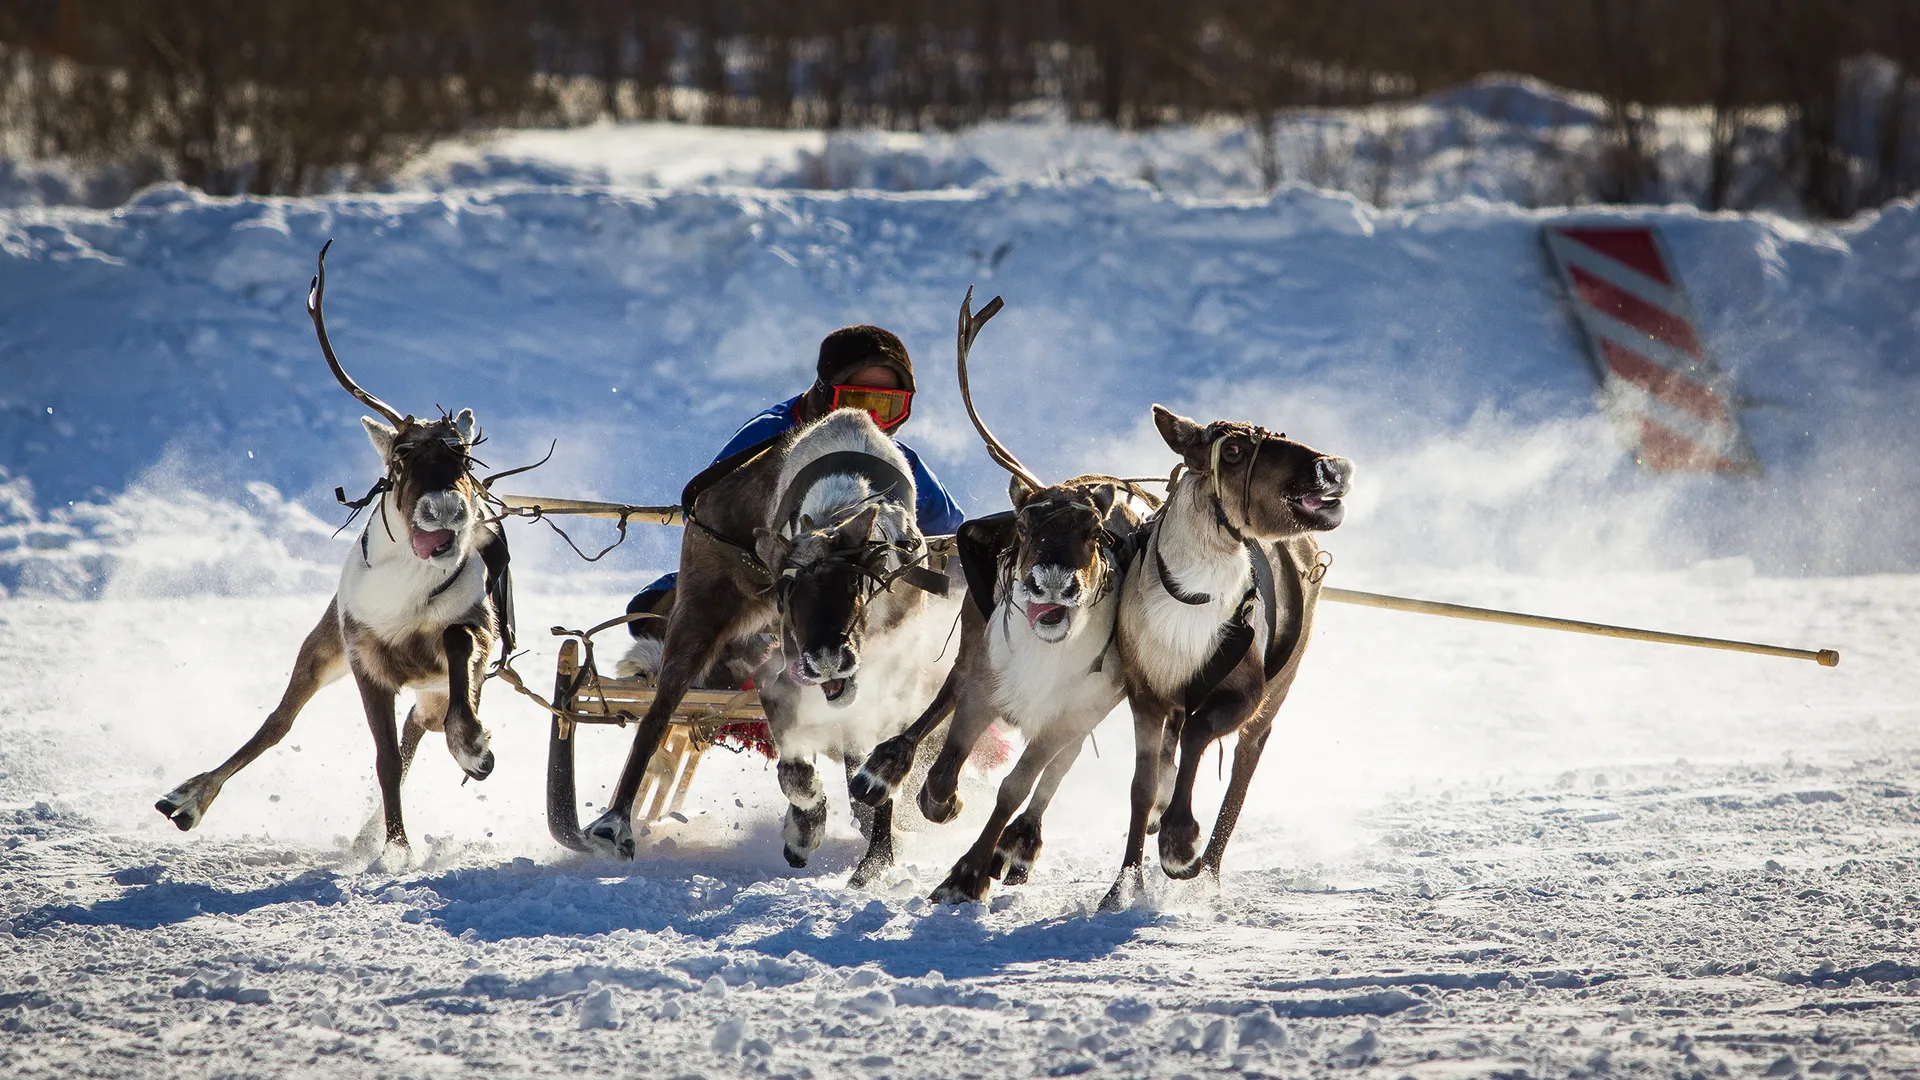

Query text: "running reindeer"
[155, 242, 515, 867]
[595, 408, 959, 884]
[851, 291, 1153, 903]
[1100, 405, 1352, 909]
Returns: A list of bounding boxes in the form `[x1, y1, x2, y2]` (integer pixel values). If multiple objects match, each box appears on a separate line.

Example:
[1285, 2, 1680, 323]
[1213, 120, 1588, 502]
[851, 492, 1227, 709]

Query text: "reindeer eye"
[1220, 440, 1246, 464]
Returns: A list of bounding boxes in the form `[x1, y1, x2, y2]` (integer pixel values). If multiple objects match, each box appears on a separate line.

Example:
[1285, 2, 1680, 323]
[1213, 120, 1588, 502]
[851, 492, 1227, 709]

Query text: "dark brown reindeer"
[1100, 405, 1352, 911]
[592, 408, 959, 884]
[155, 242, 513, 868]
[851, 292, 1152, 903]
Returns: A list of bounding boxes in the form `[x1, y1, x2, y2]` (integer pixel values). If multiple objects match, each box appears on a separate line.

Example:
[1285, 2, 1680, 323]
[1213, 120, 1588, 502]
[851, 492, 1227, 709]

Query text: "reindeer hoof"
[993, 817, 1042, 885]
[930, 865, 990, 905]
[154, 776, 218, 832]
[459, 749, 495, 782]
[848, 850, 891, 890]
[782, 801, 826, 868]
[917, 785, 961, 825]
[372, 838, 412, 873]
[584, 809, 635, 861]
[850, 739, 914, 807]
[1158, 815, 1202, 879]
[1099, 867, 1145, 913]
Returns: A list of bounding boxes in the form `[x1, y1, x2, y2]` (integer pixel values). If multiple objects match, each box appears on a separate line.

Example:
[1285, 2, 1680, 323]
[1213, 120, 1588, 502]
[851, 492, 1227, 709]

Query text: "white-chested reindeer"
[155, 242, 514, 868]
[1100, 406, 1352, 910]
[850, 292, 1153, 904]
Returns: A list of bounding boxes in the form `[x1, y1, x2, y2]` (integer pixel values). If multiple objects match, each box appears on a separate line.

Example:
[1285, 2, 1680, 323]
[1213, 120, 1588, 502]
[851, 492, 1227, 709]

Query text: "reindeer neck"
[1153, 473, 1251, 602]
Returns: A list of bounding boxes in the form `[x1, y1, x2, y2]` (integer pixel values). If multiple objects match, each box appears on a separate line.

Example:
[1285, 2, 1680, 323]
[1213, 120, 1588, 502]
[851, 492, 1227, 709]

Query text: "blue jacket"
[636, 395, 965, 601]
[714, 395, 966, 536]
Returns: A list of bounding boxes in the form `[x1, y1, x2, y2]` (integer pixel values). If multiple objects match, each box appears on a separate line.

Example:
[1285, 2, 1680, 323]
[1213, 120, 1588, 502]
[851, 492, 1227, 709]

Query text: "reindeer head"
[361, 412, 483, 565]
[975, 476, 1138, 644]
[1151, 404, 1353, 540]
[310, 241, 489, 567]
[755, 505, 904, 708]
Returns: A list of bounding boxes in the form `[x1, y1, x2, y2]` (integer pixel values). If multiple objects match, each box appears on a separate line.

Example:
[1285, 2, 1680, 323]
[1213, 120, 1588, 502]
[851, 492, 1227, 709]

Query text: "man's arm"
[899, 444, 967, 535]
[710, 395, 802, 465]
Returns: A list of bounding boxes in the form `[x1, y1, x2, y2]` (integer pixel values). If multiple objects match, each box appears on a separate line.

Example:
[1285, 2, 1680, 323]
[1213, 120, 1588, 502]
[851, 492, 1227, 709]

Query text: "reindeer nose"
[1024, 571, 1044, 595]
[1316, 456, 1354, 495]
[1059, 576, 1082, 601]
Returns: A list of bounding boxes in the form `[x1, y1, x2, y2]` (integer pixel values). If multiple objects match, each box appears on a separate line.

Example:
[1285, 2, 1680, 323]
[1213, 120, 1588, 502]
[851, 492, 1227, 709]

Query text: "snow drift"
[2, 176, 1917, 602]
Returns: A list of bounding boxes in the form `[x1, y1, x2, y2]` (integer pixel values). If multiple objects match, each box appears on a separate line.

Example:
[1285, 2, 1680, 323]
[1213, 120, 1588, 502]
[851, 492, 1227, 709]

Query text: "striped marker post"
[1543, 225, 1761, 475]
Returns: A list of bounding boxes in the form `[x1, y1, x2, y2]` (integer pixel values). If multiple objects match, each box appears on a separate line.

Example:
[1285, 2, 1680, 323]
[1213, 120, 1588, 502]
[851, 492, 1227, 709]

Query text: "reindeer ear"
[1152, 404, 1210, 470]
[362, 416, 398, 461]
[753, 527, 790, 572]
[1090, 483, 1118, 515]
[454, 408, 477, 443]
[840, 506, 881, 545]
[1008, 474, 1036, 508]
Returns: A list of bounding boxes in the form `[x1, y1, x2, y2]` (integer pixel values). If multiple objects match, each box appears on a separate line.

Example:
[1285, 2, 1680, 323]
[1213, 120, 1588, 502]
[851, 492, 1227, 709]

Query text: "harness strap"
[427, 557, 471, 600]
[1151, 523, 1215, 606]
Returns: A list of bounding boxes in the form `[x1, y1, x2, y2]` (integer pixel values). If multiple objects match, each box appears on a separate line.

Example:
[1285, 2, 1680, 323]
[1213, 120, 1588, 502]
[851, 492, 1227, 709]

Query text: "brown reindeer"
[590, 407, 959, 881]
[1100, 406, 1352, 910]
[851, 292, 1153, 903]
[154, 242, 512, 868]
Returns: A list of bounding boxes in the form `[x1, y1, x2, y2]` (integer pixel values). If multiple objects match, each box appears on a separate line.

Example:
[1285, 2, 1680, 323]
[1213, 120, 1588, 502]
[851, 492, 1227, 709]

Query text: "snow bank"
[3, 176, 1917, 601]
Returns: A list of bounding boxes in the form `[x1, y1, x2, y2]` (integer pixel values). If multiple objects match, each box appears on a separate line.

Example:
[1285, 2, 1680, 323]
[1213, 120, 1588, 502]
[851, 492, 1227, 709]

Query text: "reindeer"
[850, 292, 1152, 904]
[592, 408, 958, 885]
[1100, 405, 1353, 911]
[154, 242, 513, 868]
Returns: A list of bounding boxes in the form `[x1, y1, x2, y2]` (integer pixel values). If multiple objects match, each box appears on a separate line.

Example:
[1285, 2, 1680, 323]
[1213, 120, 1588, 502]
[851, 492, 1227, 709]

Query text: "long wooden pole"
[495, 493, 685, 526]
[497, 493, 1840, 668]
[1322, 587, 1839, 667]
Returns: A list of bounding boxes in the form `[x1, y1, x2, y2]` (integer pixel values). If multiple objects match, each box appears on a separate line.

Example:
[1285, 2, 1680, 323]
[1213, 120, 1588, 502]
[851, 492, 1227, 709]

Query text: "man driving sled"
[621, 324, 965, 682]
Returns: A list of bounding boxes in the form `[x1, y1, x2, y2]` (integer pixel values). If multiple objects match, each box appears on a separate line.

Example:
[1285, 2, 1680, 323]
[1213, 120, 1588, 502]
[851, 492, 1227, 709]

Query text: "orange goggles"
[830, 384, 913, 430]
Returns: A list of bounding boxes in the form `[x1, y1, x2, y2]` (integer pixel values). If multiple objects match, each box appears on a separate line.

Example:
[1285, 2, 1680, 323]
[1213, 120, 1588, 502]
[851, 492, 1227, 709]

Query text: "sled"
[543, 636, 774, 850]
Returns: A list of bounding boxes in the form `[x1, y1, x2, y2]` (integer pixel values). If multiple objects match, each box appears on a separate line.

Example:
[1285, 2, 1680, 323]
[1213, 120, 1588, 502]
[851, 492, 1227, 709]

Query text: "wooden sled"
[544, 637, 769, 852]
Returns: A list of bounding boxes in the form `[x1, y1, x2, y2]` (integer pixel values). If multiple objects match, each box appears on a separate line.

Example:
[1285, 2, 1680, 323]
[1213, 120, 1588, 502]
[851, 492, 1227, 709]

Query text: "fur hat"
[801, 325, 914, 421]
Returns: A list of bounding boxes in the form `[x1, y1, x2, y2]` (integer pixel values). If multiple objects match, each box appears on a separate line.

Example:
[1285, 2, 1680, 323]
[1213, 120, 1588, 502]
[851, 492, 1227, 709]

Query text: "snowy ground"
[1, 566, 1914, 1078]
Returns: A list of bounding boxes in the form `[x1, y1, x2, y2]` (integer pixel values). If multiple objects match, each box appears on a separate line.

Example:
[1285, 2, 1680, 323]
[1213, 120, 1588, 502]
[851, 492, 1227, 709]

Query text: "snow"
[3, 107, 1920, 1078]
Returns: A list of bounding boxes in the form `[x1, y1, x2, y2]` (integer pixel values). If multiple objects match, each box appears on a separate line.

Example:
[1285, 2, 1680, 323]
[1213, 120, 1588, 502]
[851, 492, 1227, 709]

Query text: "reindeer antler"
[956, 286, 1044, 492]
[308, 240, 406, 427]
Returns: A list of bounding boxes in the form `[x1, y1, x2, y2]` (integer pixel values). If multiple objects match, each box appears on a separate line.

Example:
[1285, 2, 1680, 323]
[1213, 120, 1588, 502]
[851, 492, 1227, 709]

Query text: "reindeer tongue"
[411, 528, 454, 560]
[1025, 602, 1067, 630]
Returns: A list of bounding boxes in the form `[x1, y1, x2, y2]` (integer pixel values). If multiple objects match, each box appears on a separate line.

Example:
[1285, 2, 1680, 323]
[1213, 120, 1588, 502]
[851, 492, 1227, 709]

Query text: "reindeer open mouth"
[820, 677, 853, 704]
[1025, 602, 1069, 631]
[411, 527, 455, 560]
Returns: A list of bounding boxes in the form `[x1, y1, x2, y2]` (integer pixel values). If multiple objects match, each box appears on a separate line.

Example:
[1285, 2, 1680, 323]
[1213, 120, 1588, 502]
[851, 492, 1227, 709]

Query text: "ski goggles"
[830, 384, 913, 430]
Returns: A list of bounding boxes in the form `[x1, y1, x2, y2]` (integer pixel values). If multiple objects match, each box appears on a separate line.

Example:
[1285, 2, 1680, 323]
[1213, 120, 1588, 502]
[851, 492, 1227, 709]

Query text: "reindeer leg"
[993, 735, 1087, 887]
[1198, 720, 1275, 879]
[917, 682, 999, 825]
[352, 696, 434, 856]
[156, 599, 346, 832]
[846, 793, 895, 889]
[1146, 709, 1182, 836]
[585, 598, 739, 860]
[439, 624, 494, 781]
[932, 719, 1083, 905]
[778, 758, 826, 868]
[1099, 700, 1168, 912]
[850, 667, 958, 808]
[355, 670, 410, 868]
[1160, 690, 1254, 880]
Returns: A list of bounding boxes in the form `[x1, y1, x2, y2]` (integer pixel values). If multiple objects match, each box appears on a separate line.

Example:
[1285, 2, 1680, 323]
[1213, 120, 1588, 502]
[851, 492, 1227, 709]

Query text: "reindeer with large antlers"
[154, 242, 517, 867]
[851, 292, 1155, 904]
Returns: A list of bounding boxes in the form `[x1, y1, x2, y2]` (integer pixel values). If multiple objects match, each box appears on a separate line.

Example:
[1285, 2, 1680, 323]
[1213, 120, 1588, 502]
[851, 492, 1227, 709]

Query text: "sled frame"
[545, 637, 767, 851]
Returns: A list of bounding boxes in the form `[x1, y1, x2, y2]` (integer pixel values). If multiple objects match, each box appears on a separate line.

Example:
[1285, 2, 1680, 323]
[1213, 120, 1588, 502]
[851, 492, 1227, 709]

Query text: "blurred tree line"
[2, 0, 1918, 216]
